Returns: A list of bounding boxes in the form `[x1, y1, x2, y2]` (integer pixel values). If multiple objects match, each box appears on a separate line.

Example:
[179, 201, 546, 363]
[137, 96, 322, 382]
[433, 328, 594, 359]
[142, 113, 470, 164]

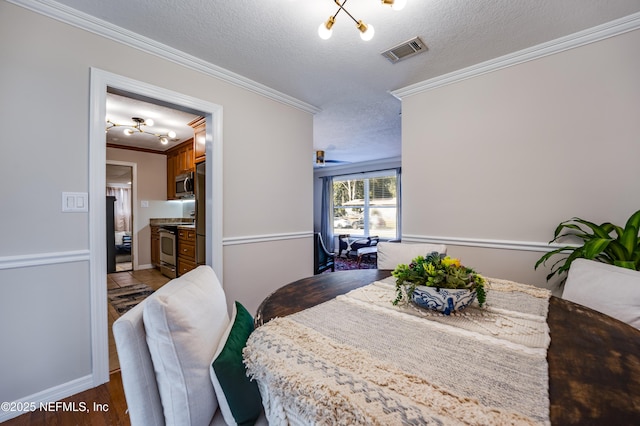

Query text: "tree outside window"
[332, 172, 398, 239]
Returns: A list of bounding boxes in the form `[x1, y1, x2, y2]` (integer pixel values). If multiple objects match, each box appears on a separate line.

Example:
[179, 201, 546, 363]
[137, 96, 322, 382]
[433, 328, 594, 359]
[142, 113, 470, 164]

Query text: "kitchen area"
[150, 160, 206, 278]
[106, 91, 208, 278]
[150, 117, 206, 279]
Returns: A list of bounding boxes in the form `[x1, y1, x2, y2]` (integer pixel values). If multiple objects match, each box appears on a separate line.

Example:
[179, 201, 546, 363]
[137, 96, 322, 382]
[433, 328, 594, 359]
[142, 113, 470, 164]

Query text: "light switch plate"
[62, 192, 88, 212]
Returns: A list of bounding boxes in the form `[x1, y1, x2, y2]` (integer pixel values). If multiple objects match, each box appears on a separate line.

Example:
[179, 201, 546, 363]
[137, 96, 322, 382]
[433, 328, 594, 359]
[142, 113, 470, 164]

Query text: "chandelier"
[106, 117, 177, 145]
[318, 0, 407, 41]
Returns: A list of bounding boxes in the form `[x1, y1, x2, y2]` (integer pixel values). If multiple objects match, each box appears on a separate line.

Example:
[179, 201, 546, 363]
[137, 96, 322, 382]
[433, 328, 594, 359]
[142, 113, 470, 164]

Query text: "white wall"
[0, 1, 313, 415]
[400, 28, 640, 293]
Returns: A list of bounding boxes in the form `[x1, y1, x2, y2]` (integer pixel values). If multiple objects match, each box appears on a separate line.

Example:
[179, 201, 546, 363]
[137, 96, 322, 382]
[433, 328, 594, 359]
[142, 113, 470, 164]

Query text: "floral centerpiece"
[392, 252, 487, 313]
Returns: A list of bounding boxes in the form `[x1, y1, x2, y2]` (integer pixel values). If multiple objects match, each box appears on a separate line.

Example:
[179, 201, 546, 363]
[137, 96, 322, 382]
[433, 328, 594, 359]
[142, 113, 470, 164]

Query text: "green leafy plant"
[535, 209, 640, 282]
[392, 252, 486, 306]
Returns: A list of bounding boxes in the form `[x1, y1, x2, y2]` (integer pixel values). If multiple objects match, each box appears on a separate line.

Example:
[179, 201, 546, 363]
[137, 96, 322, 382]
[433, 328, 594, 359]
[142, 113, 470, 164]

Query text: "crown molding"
[7, 0, 321, 115]
[391, 12, 640, 99]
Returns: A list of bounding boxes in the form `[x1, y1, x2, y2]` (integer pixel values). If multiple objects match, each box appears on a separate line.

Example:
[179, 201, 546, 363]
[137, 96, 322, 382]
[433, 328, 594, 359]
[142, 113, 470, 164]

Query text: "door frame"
[89, 68, 224, 385]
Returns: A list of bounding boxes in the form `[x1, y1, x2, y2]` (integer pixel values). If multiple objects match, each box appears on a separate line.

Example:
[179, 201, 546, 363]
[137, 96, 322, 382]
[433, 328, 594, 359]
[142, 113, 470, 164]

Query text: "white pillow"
[115, 231, 126, 245]
[143, 266, 230, 425]
[377, 242, 447, 270]
[563, 259, 640, 329]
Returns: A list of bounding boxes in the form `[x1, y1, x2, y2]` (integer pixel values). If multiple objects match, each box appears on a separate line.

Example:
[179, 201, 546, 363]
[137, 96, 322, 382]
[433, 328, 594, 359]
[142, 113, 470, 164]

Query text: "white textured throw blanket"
[244, 277, 551, 425]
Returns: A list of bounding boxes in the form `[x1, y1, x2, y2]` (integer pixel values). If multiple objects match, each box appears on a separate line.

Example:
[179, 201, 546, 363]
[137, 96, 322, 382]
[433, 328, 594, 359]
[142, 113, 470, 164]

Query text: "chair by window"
[314, 233, 336, 274]
[337, 234, 378, 259]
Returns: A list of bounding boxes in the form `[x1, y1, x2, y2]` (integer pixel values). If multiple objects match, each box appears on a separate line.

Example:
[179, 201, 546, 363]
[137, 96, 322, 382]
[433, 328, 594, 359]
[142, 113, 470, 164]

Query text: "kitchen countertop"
[150, 218, 194, 227]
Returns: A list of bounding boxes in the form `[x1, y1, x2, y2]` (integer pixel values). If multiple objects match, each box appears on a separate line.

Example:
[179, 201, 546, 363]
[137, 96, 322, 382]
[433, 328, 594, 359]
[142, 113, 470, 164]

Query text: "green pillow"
[210, 301, 262, 425]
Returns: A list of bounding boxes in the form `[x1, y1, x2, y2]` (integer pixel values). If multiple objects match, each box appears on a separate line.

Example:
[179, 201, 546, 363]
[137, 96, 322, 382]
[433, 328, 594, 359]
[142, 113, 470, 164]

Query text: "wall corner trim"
[391, 12, 640, 99]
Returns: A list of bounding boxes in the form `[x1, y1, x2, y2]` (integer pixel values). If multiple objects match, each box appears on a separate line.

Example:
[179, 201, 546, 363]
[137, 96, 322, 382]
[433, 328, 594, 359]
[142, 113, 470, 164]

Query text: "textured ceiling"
[50, 0, 640, 163]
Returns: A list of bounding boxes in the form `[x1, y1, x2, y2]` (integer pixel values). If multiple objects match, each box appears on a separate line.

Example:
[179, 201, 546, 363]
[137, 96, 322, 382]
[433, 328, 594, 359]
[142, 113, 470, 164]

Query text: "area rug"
[333, 256, 377, 271]
[108, 283, 154, 315]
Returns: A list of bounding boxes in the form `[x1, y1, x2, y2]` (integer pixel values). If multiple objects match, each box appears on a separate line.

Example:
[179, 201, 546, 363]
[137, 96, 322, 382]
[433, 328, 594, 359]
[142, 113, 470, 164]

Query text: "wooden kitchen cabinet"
[166, 139, 194, 200]
[166, 154, 176, 199]
[177, 226, 197, 276]
[151, 225, 160, 268]
[177, 141, 194, 174]
[169, 139, 194, 175]
[189, 116, 206, 164]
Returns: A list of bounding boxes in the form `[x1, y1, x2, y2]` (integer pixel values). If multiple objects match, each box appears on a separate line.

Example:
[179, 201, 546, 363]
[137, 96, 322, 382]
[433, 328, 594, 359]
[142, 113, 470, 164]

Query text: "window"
[332, 170, 399, 240]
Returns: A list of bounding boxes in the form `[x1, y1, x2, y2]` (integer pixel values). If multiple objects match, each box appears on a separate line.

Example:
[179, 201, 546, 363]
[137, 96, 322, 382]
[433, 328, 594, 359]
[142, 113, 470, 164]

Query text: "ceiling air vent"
[381, 37, 426, 63]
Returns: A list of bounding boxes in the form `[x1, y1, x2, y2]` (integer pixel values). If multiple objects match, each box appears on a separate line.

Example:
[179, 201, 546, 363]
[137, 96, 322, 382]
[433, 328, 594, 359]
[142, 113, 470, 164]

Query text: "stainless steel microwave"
[175, 172, 194, 198]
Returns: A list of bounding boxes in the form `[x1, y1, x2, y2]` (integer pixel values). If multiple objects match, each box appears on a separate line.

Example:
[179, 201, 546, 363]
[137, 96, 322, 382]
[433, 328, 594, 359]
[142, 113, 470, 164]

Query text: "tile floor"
[107, 268, 171, 372]
[115, 261, 132, 272]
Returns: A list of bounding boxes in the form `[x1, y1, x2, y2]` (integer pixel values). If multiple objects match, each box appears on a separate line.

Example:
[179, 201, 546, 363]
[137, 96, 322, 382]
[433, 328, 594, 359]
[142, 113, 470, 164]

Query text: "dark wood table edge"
[255, 269, 391, 327]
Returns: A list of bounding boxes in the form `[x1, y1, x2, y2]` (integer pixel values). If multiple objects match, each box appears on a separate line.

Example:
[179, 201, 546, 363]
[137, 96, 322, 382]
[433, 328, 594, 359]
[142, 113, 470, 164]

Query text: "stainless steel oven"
[159, 227, 177, 278]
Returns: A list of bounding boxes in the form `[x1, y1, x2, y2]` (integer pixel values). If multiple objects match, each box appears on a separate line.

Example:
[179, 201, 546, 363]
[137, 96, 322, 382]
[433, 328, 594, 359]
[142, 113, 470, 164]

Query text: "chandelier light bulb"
[124, 128, 134, 136]
[159, 137, 169, 145]
[392, 0, 407, 10]
[144, 118, 154, 127]
[319, 1, 402, 40]
[358, 22, 375, 41]
[168, 130, 177, 139]
[318, 17, 335, 40]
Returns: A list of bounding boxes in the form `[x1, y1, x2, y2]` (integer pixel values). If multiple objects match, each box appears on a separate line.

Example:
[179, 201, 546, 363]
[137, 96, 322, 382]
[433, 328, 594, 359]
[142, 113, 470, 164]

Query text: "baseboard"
[135, 263, 154, 270]
[0, 374, 94, 422]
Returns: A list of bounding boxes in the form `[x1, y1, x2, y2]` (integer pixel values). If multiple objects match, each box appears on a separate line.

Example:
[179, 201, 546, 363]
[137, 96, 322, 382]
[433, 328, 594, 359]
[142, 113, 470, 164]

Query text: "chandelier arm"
[331, 0, 343, 20]
[333, 0, 359, 25]
[105, 118, 174, 143]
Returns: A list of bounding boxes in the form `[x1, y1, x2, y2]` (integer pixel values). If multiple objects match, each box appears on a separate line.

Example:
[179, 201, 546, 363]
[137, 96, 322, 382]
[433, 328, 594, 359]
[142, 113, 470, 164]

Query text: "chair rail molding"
[223, 231, 314, 246]
[401, 234, 578, 253]
[0, 250, 90, 271]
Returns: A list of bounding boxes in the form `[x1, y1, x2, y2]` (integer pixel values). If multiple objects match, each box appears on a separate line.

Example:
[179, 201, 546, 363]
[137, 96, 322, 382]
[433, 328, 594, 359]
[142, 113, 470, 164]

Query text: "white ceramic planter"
[410, 285, 477, 315]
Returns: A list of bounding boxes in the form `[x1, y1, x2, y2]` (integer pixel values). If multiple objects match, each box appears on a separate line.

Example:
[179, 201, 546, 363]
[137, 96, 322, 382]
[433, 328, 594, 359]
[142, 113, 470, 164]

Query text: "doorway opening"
[106, 163, 134, 272]
[90, 68, 224, 385]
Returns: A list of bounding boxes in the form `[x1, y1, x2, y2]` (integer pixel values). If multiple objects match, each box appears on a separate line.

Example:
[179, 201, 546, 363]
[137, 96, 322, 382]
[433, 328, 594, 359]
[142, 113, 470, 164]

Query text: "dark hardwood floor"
[2, 371, 130, 426]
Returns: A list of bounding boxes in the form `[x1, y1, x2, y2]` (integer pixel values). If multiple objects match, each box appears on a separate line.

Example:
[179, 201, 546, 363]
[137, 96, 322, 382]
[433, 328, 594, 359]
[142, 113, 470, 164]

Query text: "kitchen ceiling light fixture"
[106, 116, 177, 145]
[318, 0, 406, 41]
